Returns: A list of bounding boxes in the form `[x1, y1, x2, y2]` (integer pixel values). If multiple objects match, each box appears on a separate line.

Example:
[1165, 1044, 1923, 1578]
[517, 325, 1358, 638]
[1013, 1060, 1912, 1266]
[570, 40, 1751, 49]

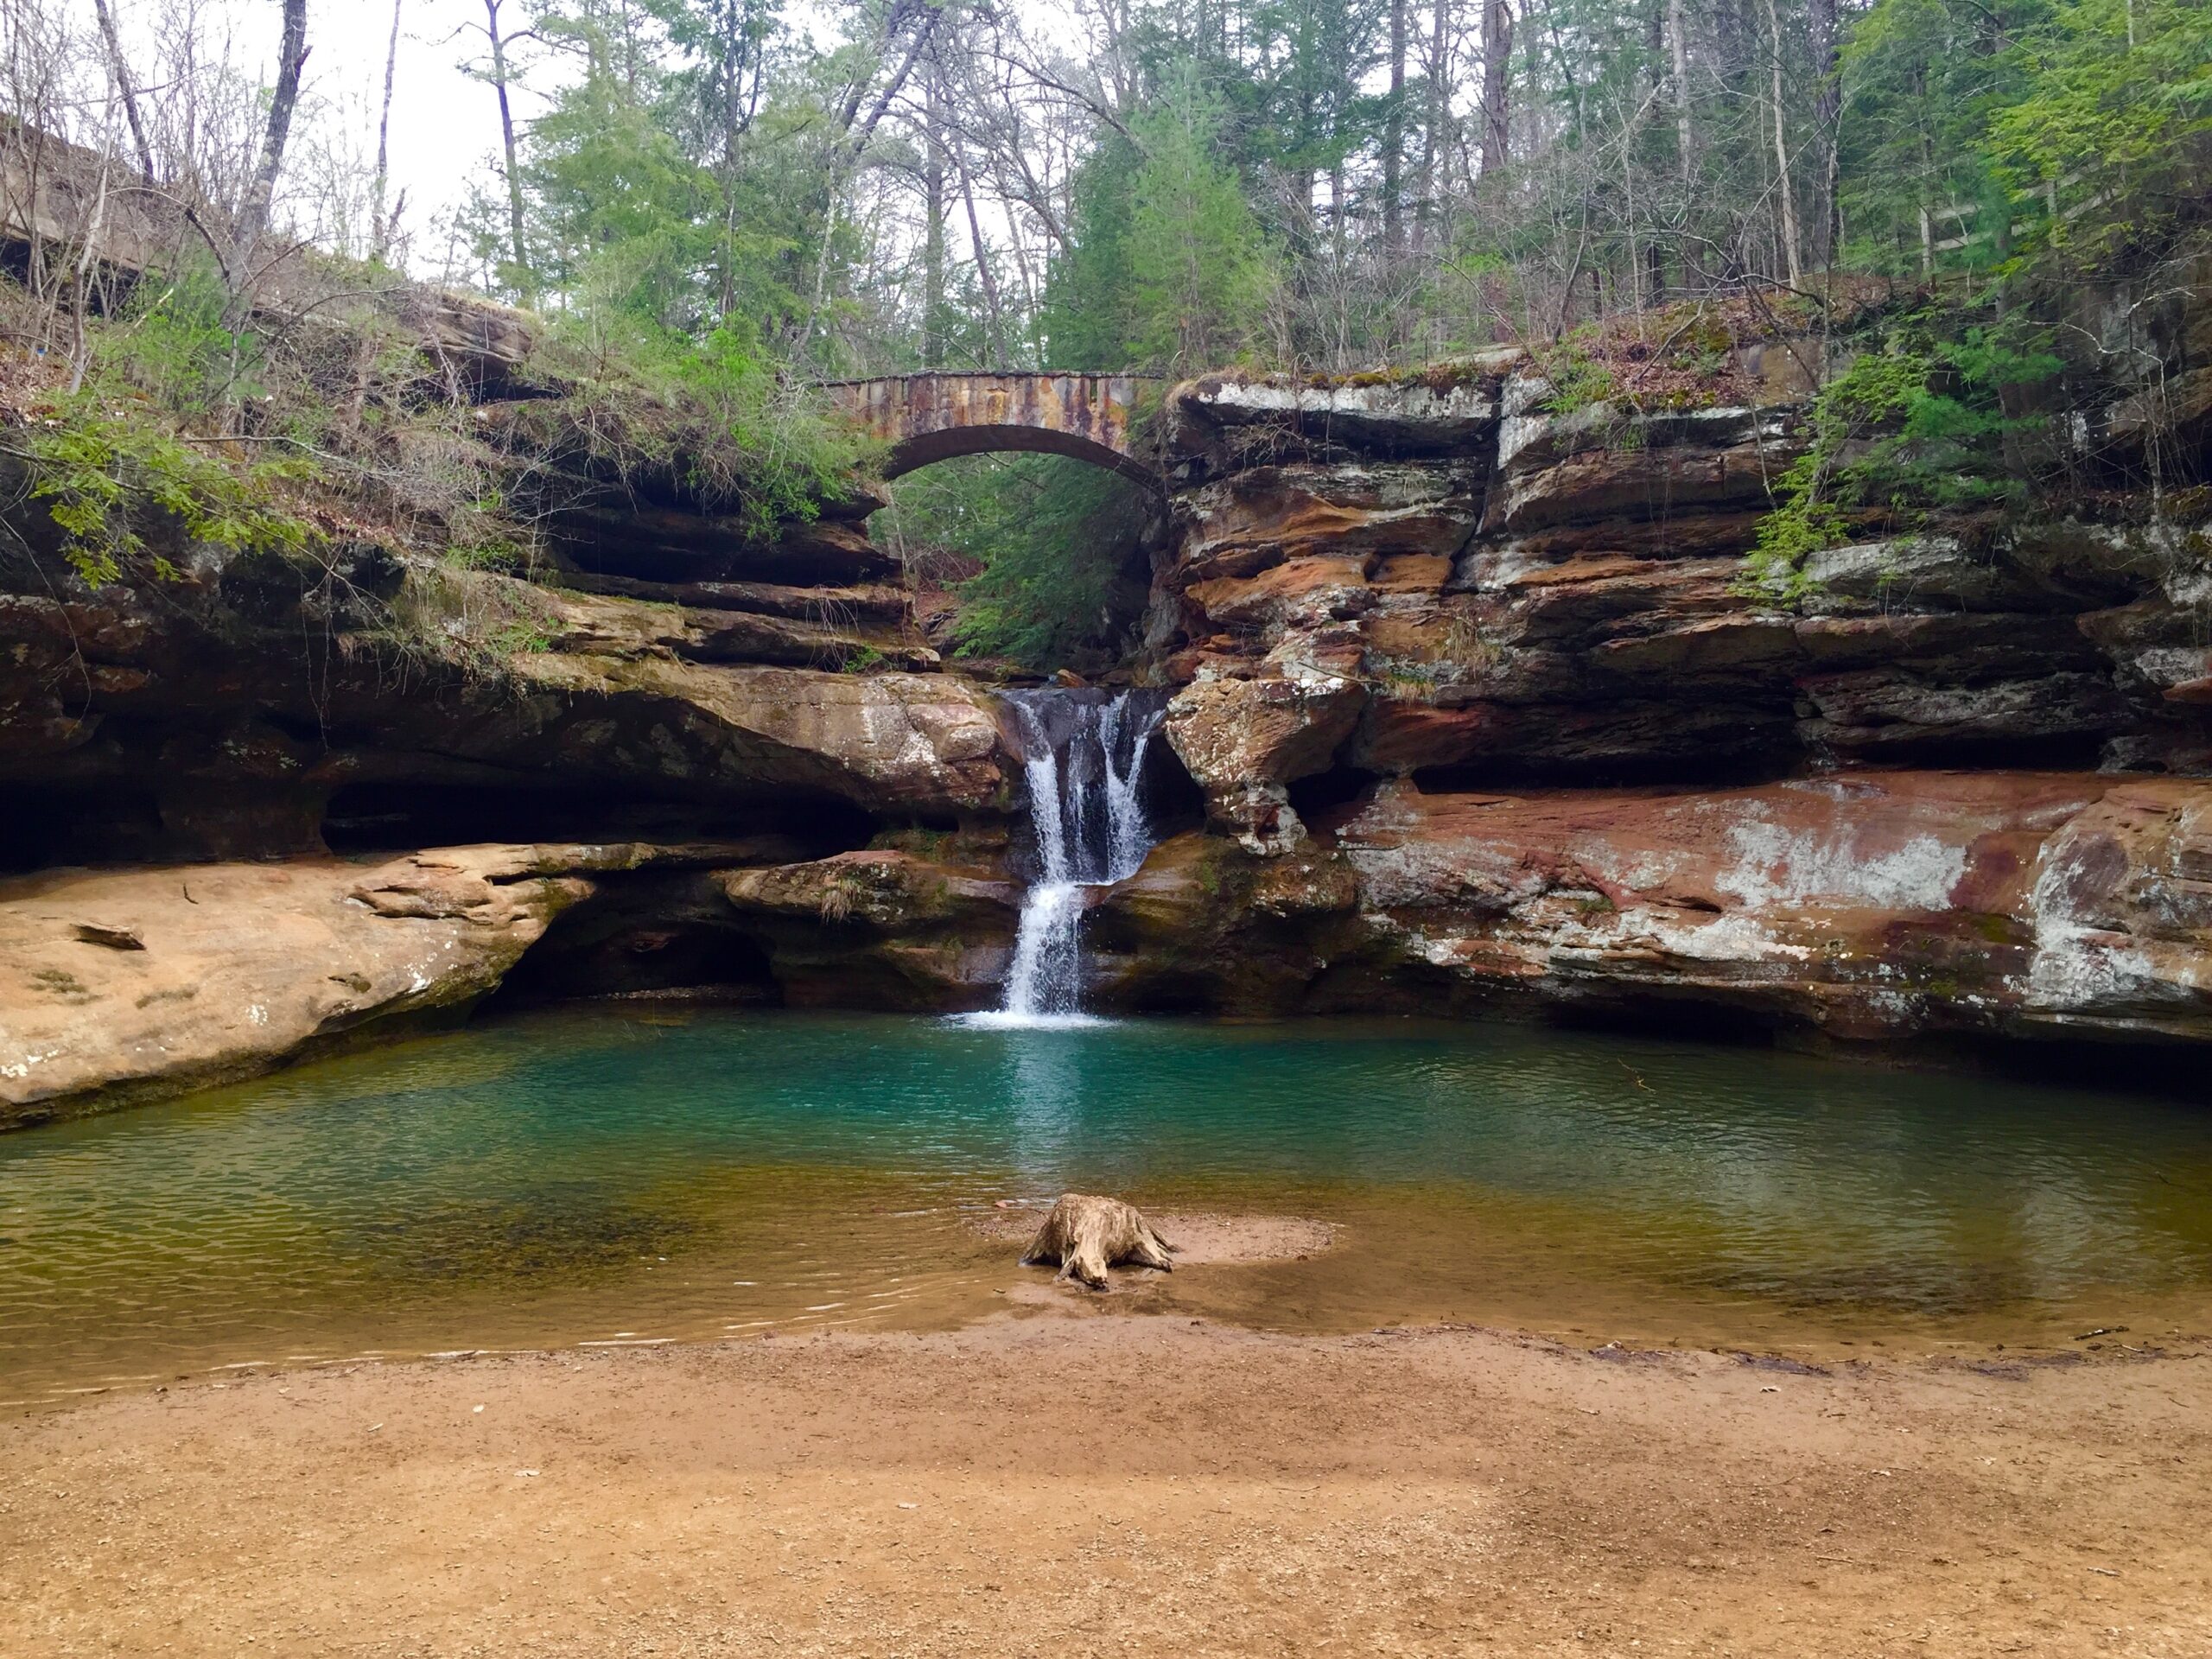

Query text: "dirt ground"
[3, 1303, 2207, 1658]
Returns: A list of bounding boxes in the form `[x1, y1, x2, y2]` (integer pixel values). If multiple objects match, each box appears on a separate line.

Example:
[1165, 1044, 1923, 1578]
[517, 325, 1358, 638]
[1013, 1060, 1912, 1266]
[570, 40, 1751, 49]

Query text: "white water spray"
[962, 689, 1166, 1029]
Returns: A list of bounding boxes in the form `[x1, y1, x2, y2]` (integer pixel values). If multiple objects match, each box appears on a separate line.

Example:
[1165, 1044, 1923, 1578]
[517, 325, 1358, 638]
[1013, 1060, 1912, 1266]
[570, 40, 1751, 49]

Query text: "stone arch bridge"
[823, 372, 1164, 487]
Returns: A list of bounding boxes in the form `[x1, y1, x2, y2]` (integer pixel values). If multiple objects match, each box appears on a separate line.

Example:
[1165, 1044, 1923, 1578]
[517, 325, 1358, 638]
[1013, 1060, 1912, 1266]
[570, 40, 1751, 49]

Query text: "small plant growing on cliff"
[1742, 319, 2061, 601]
[1538, 349, 1619, 416]
[521, 315, 876, 544]
[16, 402, 316, 588]
[486, 617, 557, 655]
[818, 872, 865, 923]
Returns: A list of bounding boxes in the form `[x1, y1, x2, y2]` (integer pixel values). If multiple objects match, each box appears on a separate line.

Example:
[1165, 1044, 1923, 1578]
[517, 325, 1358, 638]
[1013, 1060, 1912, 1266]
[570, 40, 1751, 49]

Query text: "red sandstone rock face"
[1162, 674, 1369, 851]
[1090, 771, 2212, 1046]
[0, 549, 1009, 865]
[1156, 371, 2212, 821]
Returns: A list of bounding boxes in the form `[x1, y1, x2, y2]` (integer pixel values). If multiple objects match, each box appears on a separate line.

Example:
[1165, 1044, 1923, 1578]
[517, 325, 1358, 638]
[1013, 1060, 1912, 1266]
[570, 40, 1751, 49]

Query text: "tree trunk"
[484, 0, 533, 307]
[1414, 0, 1451, 259]
[1479, 0, 1513, 181]
[951, 134, 1005, 365]
[1020, 1194, 1177, 1290]
[1667, 0, 1693, 183]
[1383, 0, 1407, 259]
[230, 0, 308, 295]
[91, 0, 156, 185]
[1808, 0, 1841, 267]
[922, 63, 947, 365]
[371, 0, 404, 264]
[1758, 0, 1801, 285]
[1916, 73, 1934, 278]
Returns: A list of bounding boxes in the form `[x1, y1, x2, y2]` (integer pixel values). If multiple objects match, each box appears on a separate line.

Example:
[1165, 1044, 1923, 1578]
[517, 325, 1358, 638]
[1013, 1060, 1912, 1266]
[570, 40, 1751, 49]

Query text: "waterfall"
[961, 689, 1166, 1029]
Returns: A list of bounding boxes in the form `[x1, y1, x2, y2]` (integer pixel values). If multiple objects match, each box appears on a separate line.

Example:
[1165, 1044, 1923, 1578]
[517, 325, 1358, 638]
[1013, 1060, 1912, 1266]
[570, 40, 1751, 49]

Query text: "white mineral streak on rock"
[1, 1050, 58, 1080]
[2020, 836, 2164, 1013]
[1351, 840, 1539, 912]
[1194, 379, 1497, 432]
[1637, 907, 1811, 963]
[1564, 836, 1693, 894]
[1714, 804, 1967, 912]
[2126, 645, 2212, 690]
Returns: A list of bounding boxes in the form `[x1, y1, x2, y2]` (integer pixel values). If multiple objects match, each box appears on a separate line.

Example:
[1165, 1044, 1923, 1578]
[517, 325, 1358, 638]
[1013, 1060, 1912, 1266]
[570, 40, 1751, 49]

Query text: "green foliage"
[1042, 74, 1279, 372]
[1537, 348, 1620, 416]
[89, 262, 251, 415]
[18, 402, 316, 588]
[1841, 0, 2212, 276]
[486, 616, 559, 655]
[880, 453, 1151, 671]
[531, 312, 874, 540]
[1123, 81, 1281, 371]
[1982, 0, 2212, 260]
[476, 0, 845, 363]
[442, 538, 531, 574]
[1038, 134, 1144, 370]
[1745, 313, 2063, 598]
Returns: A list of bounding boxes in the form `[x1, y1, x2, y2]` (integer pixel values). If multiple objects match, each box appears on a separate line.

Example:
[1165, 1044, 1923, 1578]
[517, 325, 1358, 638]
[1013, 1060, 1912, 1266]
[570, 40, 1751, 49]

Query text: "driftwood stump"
[1020, 1193, 1178, 1289]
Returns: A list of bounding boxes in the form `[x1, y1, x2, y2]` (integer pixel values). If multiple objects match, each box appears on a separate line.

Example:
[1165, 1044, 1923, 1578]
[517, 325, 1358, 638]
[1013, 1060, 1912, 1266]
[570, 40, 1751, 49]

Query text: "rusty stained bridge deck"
[821, 372, 1164, 487]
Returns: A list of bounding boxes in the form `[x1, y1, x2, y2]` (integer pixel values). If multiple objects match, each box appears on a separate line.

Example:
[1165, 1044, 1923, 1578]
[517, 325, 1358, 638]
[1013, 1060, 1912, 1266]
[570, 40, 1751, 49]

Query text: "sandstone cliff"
[8, 297, 2212, 1123]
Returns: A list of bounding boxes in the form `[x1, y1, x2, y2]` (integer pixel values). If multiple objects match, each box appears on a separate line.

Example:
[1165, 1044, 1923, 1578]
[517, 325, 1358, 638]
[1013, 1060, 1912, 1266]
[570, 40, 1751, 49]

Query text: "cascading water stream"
[963, 689, 1166, 1029]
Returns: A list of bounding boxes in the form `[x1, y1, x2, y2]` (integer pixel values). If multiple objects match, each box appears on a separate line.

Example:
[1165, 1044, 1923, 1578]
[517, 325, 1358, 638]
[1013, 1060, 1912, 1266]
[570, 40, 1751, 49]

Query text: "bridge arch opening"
[871, 448, 1158, 673]
[829, 373, 1166, 669]
[879, 423, 1161, 490]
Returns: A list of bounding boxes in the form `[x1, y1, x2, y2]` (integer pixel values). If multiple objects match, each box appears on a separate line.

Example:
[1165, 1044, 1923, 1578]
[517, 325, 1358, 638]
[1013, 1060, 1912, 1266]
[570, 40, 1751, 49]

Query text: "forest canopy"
[2, 0, 2206, 664]
[419, 0, 2207, 377]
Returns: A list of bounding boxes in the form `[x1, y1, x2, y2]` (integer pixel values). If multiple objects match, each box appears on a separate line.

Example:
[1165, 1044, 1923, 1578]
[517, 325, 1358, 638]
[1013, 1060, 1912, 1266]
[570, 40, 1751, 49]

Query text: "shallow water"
[4, 1007, 2211, 1407]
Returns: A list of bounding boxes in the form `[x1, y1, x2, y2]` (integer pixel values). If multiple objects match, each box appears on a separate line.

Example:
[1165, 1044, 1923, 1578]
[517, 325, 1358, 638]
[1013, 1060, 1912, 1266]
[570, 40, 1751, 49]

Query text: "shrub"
[15, 400, 316, 588]
[1744, 311, 2062, 600]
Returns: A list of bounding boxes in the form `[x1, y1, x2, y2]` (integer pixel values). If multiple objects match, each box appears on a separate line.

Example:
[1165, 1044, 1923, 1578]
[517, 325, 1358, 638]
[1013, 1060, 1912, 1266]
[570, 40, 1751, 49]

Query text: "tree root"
[1020, 1193, 1178, 1290]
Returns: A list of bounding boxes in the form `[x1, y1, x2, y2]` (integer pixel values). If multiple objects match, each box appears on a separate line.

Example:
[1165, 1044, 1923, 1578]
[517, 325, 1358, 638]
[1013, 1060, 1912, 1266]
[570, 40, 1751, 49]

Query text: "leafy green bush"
[1745, 314, 2062, 599]
[1538, 348, 1620, 416]
[1039, 70, 1280, 372]
[15, 402, 316, 588]
[525, 312, 876, 541]
[89, 262, 251, 416]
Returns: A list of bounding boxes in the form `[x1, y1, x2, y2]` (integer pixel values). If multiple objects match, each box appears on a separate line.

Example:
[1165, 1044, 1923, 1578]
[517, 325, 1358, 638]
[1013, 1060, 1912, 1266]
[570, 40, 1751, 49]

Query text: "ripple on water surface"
[3, 1007, 2212, 1406]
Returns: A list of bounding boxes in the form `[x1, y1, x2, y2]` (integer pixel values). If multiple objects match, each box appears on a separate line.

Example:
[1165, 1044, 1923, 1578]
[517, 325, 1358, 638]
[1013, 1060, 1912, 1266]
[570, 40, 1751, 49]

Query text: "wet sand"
[3, 1299, 2207, 1657]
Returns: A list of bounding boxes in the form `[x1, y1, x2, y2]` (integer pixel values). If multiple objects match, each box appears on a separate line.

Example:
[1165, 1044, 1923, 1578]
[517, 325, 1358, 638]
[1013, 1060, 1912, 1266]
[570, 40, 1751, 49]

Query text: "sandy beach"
[3, 1300, 2206, 1658]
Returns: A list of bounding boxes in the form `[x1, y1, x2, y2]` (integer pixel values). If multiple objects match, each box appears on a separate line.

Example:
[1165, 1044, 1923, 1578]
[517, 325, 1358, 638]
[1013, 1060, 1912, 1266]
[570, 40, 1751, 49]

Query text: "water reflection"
[3, 1007, 2210, 1406]
[1002, 1028, 1084, 1184]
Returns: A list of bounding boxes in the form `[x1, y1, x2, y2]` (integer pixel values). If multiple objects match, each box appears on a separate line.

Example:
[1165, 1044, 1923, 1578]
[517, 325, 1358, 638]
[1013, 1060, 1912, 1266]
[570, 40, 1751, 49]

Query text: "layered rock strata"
[1086, 770, 2212, 1048]
[11, 312, 2212, 1122]
[1154, 365, 2212, 850]
[0, 534, 1007, 868]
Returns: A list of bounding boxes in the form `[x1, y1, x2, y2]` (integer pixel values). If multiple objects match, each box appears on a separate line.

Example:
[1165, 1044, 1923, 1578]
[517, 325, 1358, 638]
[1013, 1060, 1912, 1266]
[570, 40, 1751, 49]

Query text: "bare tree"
[1666, 0, 1692, 184]
[1383, 0, 1407, 259]
[1758, 0, 1801, 284]
[458, 0, 535, 305]
[226, 0, 308, 315]
[1479, 0, 1513, 182]
[1413, 0, 1452, 259]
[91, 0, 156, 182]
[371, 0, 404, 264]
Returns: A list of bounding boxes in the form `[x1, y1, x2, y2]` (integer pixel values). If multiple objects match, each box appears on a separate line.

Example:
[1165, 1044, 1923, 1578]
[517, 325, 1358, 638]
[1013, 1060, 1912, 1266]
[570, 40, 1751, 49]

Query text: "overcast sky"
[67, 0, 1077, 279]
[73, 0, 574, 266]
